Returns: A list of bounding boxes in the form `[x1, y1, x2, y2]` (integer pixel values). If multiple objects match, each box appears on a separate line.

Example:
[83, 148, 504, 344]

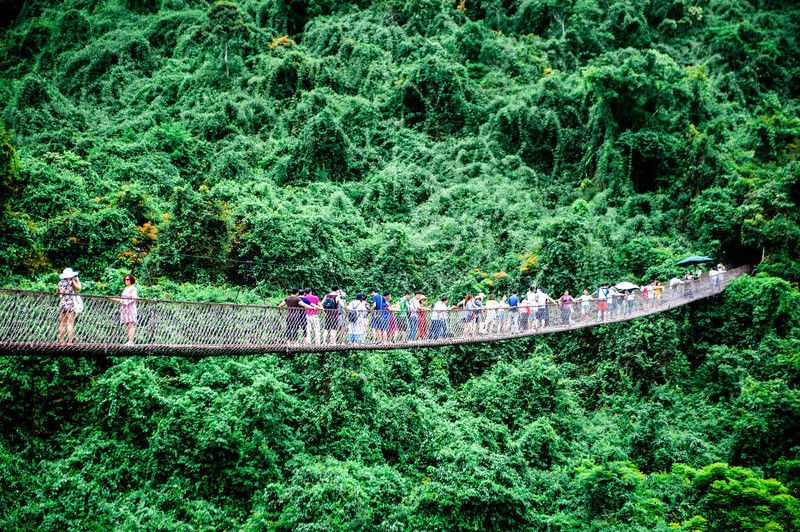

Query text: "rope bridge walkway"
[0, 265, 749, 356]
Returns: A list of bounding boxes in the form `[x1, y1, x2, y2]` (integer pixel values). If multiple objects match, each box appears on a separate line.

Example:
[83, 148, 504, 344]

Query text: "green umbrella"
[674, 255, 713, 266]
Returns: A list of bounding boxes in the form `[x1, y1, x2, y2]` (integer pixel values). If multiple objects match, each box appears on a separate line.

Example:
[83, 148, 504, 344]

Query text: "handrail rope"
[0, 265, 749, 355]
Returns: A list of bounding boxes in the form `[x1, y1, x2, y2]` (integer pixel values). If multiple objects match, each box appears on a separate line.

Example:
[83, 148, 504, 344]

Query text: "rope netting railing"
[0, 265, 750, 356]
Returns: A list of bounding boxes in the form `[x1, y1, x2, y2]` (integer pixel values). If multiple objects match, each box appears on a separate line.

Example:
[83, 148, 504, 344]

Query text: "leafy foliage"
[1, 0, 800, 528]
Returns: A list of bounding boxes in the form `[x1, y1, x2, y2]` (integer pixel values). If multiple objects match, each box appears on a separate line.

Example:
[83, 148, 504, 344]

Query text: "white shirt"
[407, 297, 420, 316]
[348, 301, 367, 334]
[432, 301, 449, 320]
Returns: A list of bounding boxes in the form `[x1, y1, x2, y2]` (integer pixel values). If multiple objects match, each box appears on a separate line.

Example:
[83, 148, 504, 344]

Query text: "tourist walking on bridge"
[518, 297, 531, 331]
[683, 271, 694, 297]
[559, 290, 574, 325]
[113, 274, 138, 345]
[508, 290, 520, 332]
[645, 281, 656, 308]
[484, 294, 500, 335]
[303, 288, 322, 345]
[322, 286, 345, 345]
[578, 289, 593, 321]
[279, 288, 313, 345]
[56, 267, 82, 346]
[458, 293, 478, 339]
[369, 288, 391, 343]
[347, 293, 368, 342]
[624, 289, 635, 314]
[429, 296, 449, 340]
[407, 292, 422, 340]
[607, 285, 620, 319]
[386, 294, 402, 342]
[498, 295, 509, 333]
[397, 292, 411, 337]
[596, 283, 611, 321]
[417, 295, 430, 339]
[534, 288, 556, 328]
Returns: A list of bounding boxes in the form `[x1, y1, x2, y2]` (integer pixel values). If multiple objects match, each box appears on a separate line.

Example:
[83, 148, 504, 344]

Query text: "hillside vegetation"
[1, 0, 799, 529]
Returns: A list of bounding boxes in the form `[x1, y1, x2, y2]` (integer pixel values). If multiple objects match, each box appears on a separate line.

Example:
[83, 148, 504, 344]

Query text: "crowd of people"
[277, 264, 727, 346]
[53, 263, 726, 347]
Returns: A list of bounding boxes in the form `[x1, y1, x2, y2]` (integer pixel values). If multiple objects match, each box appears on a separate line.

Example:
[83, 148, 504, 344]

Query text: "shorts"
[536, 307, 546, 320]
[598, 301, 608, 312]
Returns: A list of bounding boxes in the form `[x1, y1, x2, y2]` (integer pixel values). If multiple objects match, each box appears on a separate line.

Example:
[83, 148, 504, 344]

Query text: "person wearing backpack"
[347, 293, 368, 343]
[322, 286, 344, 344]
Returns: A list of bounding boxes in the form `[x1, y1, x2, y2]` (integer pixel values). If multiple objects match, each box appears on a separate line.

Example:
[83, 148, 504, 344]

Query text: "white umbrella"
[615, 281, 639, 291]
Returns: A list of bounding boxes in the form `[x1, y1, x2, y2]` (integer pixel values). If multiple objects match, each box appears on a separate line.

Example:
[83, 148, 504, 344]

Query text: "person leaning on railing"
[346, 293, 368, 343]
[279, 288, 314, 346]
[429, 296, 449, 340]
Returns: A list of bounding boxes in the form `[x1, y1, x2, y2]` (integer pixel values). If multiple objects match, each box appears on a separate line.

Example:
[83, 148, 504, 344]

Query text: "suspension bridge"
[0, 265, 748, 356]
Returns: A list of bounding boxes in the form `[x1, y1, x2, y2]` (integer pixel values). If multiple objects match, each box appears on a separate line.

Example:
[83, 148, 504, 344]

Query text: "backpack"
[348, 303, 361, 323]
[323, 295, 337, 310]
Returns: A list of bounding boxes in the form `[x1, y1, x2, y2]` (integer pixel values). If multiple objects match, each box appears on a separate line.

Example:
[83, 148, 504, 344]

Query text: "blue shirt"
[372, 295, 388, 311]
[509, 296, 519, 308]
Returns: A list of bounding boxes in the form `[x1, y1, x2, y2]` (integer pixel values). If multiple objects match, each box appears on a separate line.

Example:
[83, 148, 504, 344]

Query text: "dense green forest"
[1, 0, 799, 528]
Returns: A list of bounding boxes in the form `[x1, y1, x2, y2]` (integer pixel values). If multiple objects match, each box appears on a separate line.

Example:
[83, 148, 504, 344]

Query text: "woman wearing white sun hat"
[56, 267, 82, 345]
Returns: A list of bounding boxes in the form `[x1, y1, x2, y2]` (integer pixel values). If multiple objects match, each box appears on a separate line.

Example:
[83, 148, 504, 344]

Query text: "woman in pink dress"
[417, 296, 429, 339]
[114, 274, 138, 345]
[386, 295, 400, 341]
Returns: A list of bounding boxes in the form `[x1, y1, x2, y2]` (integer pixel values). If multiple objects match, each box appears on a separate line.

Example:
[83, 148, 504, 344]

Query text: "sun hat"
[59, 267, 79, 279]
